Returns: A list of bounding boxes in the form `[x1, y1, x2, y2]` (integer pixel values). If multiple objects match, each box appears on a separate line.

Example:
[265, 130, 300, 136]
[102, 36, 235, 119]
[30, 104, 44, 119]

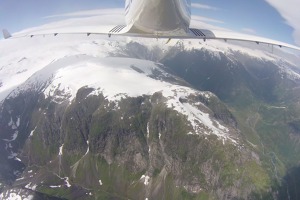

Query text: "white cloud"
[265, 0, 300, 46]
[191, 3, 218, 11]
[45, 8, 124, 19]
[192, 16, 224, 24]
[242, 28, 256, 34]
[190, 19, 231, 32]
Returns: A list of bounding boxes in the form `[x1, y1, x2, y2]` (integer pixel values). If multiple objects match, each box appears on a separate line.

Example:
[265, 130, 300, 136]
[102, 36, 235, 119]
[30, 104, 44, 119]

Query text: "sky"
[0, 0, 299, 46]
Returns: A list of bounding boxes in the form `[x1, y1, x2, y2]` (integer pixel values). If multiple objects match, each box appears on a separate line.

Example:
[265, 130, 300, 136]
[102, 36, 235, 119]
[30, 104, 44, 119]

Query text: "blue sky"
[192, 0, 294, 43]
[0, 0, 299, 45]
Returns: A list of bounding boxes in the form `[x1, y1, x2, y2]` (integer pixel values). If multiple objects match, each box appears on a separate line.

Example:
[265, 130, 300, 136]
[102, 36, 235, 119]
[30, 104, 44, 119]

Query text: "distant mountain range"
[0, 33, 300, 199]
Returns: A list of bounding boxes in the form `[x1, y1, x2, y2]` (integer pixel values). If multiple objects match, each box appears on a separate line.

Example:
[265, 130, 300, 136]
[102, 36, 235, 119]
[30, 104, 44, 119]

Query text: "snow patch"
[99, 180, 103, 186]
[0, 189, 34, 200]
[8, 193, 22, 200]
[29, 127, 37, 137]
[163, 86, 236, 143]
[7, 117, 19, 130]
[147, 122, 150, 138]
[204, 92, 212, 99]
[50, 185, 61, 188]
[3, 131, 19, 142]
[59, 144, 64, 156]
[84, 140, 89, 156]
[8, 117, 13, 126]
[140, 175, 150, 185]
[8, 153, 17, 159]
[16, 177, 25, 181]
[11, 131, 18, 140]
[25, 183, 37, 191]
[15, 157, 22, 162]
[64, 177, 71, 188]
[16, 117, 20, 127]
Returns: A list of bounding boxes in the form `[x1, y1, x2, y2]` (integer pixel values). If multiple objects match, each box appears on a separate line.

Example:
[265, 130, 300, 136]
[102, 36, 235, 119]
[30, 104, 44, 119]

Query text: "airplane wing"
[3, 26, 300, 51]
[4, 25, 130, 38]
[188, 28, 300, 51]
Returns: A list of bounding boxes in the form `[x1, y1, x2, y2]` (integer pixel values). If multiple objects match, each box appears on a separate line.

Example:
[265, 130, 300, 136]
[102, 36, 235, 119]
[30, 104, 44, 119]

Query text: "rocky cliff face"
[0, 35, 300, 199]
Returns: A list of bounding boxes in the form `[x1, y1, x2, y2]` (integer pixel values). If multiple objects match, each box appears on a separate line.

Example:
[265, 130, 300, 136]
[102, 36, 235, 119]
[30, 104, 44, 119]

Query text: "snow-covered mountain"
[1, 35, 239, 143]
[1, 22, 300, 199]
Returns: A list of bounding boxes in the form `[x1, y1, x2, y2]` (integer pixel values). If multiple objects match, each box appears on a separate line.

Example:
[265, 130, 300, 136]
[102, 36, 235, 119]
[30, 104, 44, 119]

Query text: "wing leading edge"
[4, 25, 300, 51]
[188, 28, 300, 51]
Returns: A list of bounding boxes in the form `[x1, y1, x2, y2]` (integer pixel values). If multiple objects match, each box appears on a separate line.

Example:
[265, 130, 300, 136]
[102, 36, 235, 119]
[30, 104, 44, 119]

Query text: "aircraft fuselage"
[125, 0, 191, 35]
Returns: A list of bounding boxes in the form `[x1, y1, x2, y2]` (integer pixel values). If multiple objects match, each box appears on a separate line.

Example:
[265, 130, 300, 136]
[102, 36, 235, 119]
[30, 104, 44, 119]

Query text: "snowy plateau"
[1, 17, 300, 200]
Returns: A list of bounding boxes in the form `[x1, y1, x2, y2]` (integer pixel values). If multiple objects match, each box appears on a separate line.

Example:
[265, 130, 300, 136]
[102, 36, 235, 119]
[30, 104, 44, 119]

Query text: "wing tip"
[2, 29, 12, 39]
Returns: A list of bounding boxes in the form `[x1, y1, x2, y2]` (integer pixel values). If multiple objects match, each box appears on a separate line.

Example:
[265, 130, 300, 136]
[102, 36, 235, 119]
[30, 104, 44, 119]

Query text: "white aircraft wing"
[4, 26, 300, 51]
[5, 25, 130, 38]
[188, 28, 300, 51]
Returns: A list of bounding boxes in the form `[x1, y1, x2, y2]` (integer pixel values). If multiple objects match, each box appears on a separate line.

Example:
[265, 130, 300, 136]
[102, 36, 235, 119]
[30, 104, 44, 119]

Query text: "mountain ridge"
[0, 34, 300, 199]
